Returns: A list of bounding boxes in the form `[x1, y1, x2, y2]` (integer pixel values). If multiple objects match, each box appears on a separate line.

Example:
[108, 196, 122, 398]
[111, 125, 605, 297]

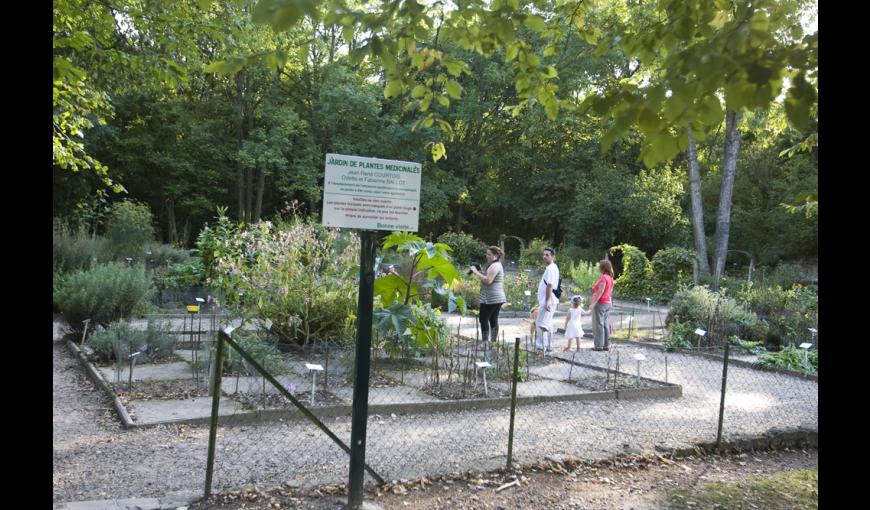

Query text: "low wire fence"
[200, 318, 817, 498]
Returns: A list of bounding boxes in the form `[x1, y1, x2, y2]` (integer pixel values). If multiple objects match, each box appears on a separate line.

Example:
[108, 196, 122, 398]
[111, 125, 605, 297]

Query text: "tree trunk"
[712, 110, 742, 289]
[245, 167, 254, 224]
[235, 74, 246, 223]
[686, 126, 711, 276]
[166, 199, 177, 246]
[455, 202, 464, 232]
[254, 167, 265, 222]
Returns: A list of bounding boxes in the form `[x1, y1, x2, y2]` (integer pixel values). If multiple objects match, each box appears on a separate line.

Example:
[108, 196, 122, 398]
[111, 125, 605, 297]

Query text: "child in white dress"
[563, 296, 585, 351]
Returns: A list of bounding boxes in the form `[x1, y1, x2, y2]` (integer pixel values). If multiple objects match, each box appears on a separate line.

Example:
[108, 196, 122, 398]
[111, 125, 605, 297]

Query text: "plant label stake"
[475, 361, 492, 395]
[306, 363, 324, 406]
[799, 343, 813, 370]
[694, 328, 706, 348]
[81, 319, 91, 347]
[632, 353, 646, 387]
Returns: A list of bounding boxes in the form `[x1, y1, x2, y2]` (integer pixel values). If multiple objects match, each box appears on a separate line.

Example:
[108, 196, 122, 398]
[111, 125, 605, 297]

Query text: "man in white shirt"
[535, 247, 560, 351]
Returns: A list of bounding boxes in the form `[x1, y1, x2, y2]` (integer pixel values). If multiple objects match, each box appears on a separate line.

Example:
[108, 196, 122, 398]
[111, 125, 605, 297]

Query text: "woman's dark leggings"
[478, 303, 504, 342]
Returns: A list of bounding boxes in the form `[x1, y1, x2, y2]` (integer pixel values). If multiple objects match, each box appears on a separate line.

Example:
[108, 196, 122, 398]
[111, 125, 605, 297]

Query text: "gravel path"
[53, 320, 817, 504]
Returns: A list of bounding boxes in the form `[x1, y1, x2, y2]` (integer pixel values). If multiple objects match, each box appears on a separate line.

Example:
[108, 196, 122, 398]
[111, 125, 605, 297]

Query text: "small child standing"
[563, 296, 585, 351]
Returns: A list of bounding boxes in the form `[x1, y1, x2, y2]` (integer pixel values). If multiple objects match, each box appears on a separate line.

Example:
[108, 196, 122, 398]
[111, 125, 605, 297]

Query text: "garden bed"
[232, 389, 346, 410]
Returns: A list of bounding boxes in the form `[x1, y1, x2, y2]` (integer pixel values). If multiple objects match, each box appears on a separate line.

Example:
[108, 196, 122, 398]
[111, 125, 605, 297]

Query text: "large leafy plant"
[202, 211, 360, 346]
[373, 232, 467, 380]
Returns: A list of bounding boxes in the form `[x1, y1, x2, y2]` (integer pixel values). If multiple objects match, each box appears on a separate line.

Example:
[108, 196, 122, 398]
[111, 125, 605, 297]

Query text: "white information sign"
[322, 153, 421, 231]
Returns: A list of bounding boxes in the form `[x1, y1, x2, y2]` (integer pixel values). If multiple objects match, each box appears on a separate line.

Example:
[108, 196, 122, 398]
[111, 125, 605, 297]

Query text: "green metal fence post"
[716, 341, 731, 450]
[507, 337, 521, 470]
[204, 327, 226, 499]
[348, 230, 377, 509]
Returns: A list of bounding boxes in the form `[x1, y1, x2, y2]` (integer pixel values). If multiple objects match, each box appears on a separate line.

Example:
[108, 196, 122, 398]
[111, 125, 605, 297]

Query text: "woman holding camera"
[469, 246, 506, 343]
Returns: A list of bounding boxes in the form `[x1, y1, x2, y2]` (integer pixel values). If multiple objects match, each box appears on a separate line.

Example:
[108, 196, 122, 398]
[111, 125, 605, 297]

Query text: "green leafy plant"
[436, 231, 487, 267]
[664, 321, 695, 351]
[87, 320, 174, 364]
[143, 243, 191, 269]
[566, 259, 600, 293]
[754, 344, 817, 375]
[55, 263, 154, 334]
[105, 200, 156, 256]
[53, 223, 113, 273]
[517, 237, 551, 270]
[373, 231, 466, 381]
[737, 283, 817, 348]
[503, 271, 534, 311]
[728, 335, 766, 355]
[203, 211, 359, 346]
[226, 334, 288, 376]
[610, 243, 653, 300]
[667, 286, 758, 343]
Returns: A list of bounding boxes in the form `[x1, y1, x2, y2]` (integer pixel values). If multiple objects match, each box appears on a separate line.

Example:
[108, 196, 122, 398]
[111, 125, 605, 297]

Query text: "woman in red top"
[590, 260, 614, 351]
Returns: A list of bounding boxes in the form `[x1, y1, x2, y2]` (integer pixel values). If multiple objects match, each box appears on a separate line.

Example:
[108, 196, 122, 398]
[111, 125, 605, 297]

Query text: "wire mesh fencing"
[201, 312, 818, 499]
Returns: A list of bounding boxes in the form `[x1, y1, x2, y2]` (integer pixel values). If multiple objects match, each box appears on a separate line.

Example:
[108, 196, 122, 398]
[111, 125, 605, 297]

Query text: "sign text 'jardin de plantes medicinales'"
[322, 153, 421, 232]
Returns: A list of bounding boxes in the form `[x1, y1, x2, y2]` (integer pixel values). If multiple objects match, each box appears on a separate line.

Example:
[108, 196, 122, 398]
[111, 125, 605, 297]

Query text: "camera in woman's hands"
[468, 263, 482, 275]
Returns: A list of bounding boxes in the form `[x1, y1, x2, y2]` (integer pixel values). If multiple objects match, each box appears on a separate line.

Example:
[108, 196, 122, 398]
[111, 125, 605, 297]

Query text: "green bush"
[155, 259, 207, 290]
[764, 262, 807, 289]
[450, 275, 480, 310]
[88, 320, 177, 364]
[503, 271, 534, 311]
[728, 335, 766, 355]
[518, 238, 551, 270]
[142, 319, 177, 360]
[436, 231, 487, 267]
[667, 286, 758, 343]
[203, 214, 359, 345]
[664, 321, 695, 351]
[649, 247, 696, 300]
[55, 263, 155, 333]
[565, 259, 599, 293]
[143, 243, 192, 269]
[738, 283, 817, 348]
[105, 200, 155, 256]
[53, 224, 113, 273]
[226, 334, 287, 375]
[754, 344, 817, 375]
[610, 243, 653, 301]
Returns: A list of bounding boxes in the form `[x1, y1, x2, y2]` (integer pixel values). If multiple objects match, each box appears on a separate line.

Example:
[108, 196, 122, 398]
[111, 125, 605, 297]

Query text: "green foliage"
[105, 200, 155, 256]
[206, 215, 360, 346]
[87, 320, 175, 364]
[53, 223, 113, 273]
[664, 321, 695, 351]
[195, 208, 243, 282]
[609, 244, 697, 303]
[729, 335, 766, 355]
[649, 247, 697, 300]
[450, 276, 480, 311]
[226, 334, 288, 376]
[154, 259, 207, 291]
[436, 231, 487, 268]
[503, 271, 534, 311]
[765, 262, 810, 289]
[754, 344, 817, 376]
[518, 238, 551, 270]
[56, 263, 154, 333]
[564, 259, 600, 294]
[610, 243, 653, 300]
[737, 283, 817, 347]
[143, 244, 192, 269]
[667, 286, 758, 342]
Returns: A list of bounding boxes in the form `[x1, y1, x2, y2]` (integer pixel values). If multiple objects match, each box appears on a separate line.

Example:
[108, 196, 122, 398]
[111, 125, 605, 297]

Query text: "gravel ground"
[192, 448, 818, 509]
[53, 320, 817, 504]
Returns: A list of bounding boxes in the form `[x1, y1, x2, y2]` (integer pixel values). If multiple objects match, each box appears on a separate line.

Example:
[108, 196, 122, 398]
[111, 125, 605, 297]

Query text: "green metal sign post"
[347, 230, 377, 509]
